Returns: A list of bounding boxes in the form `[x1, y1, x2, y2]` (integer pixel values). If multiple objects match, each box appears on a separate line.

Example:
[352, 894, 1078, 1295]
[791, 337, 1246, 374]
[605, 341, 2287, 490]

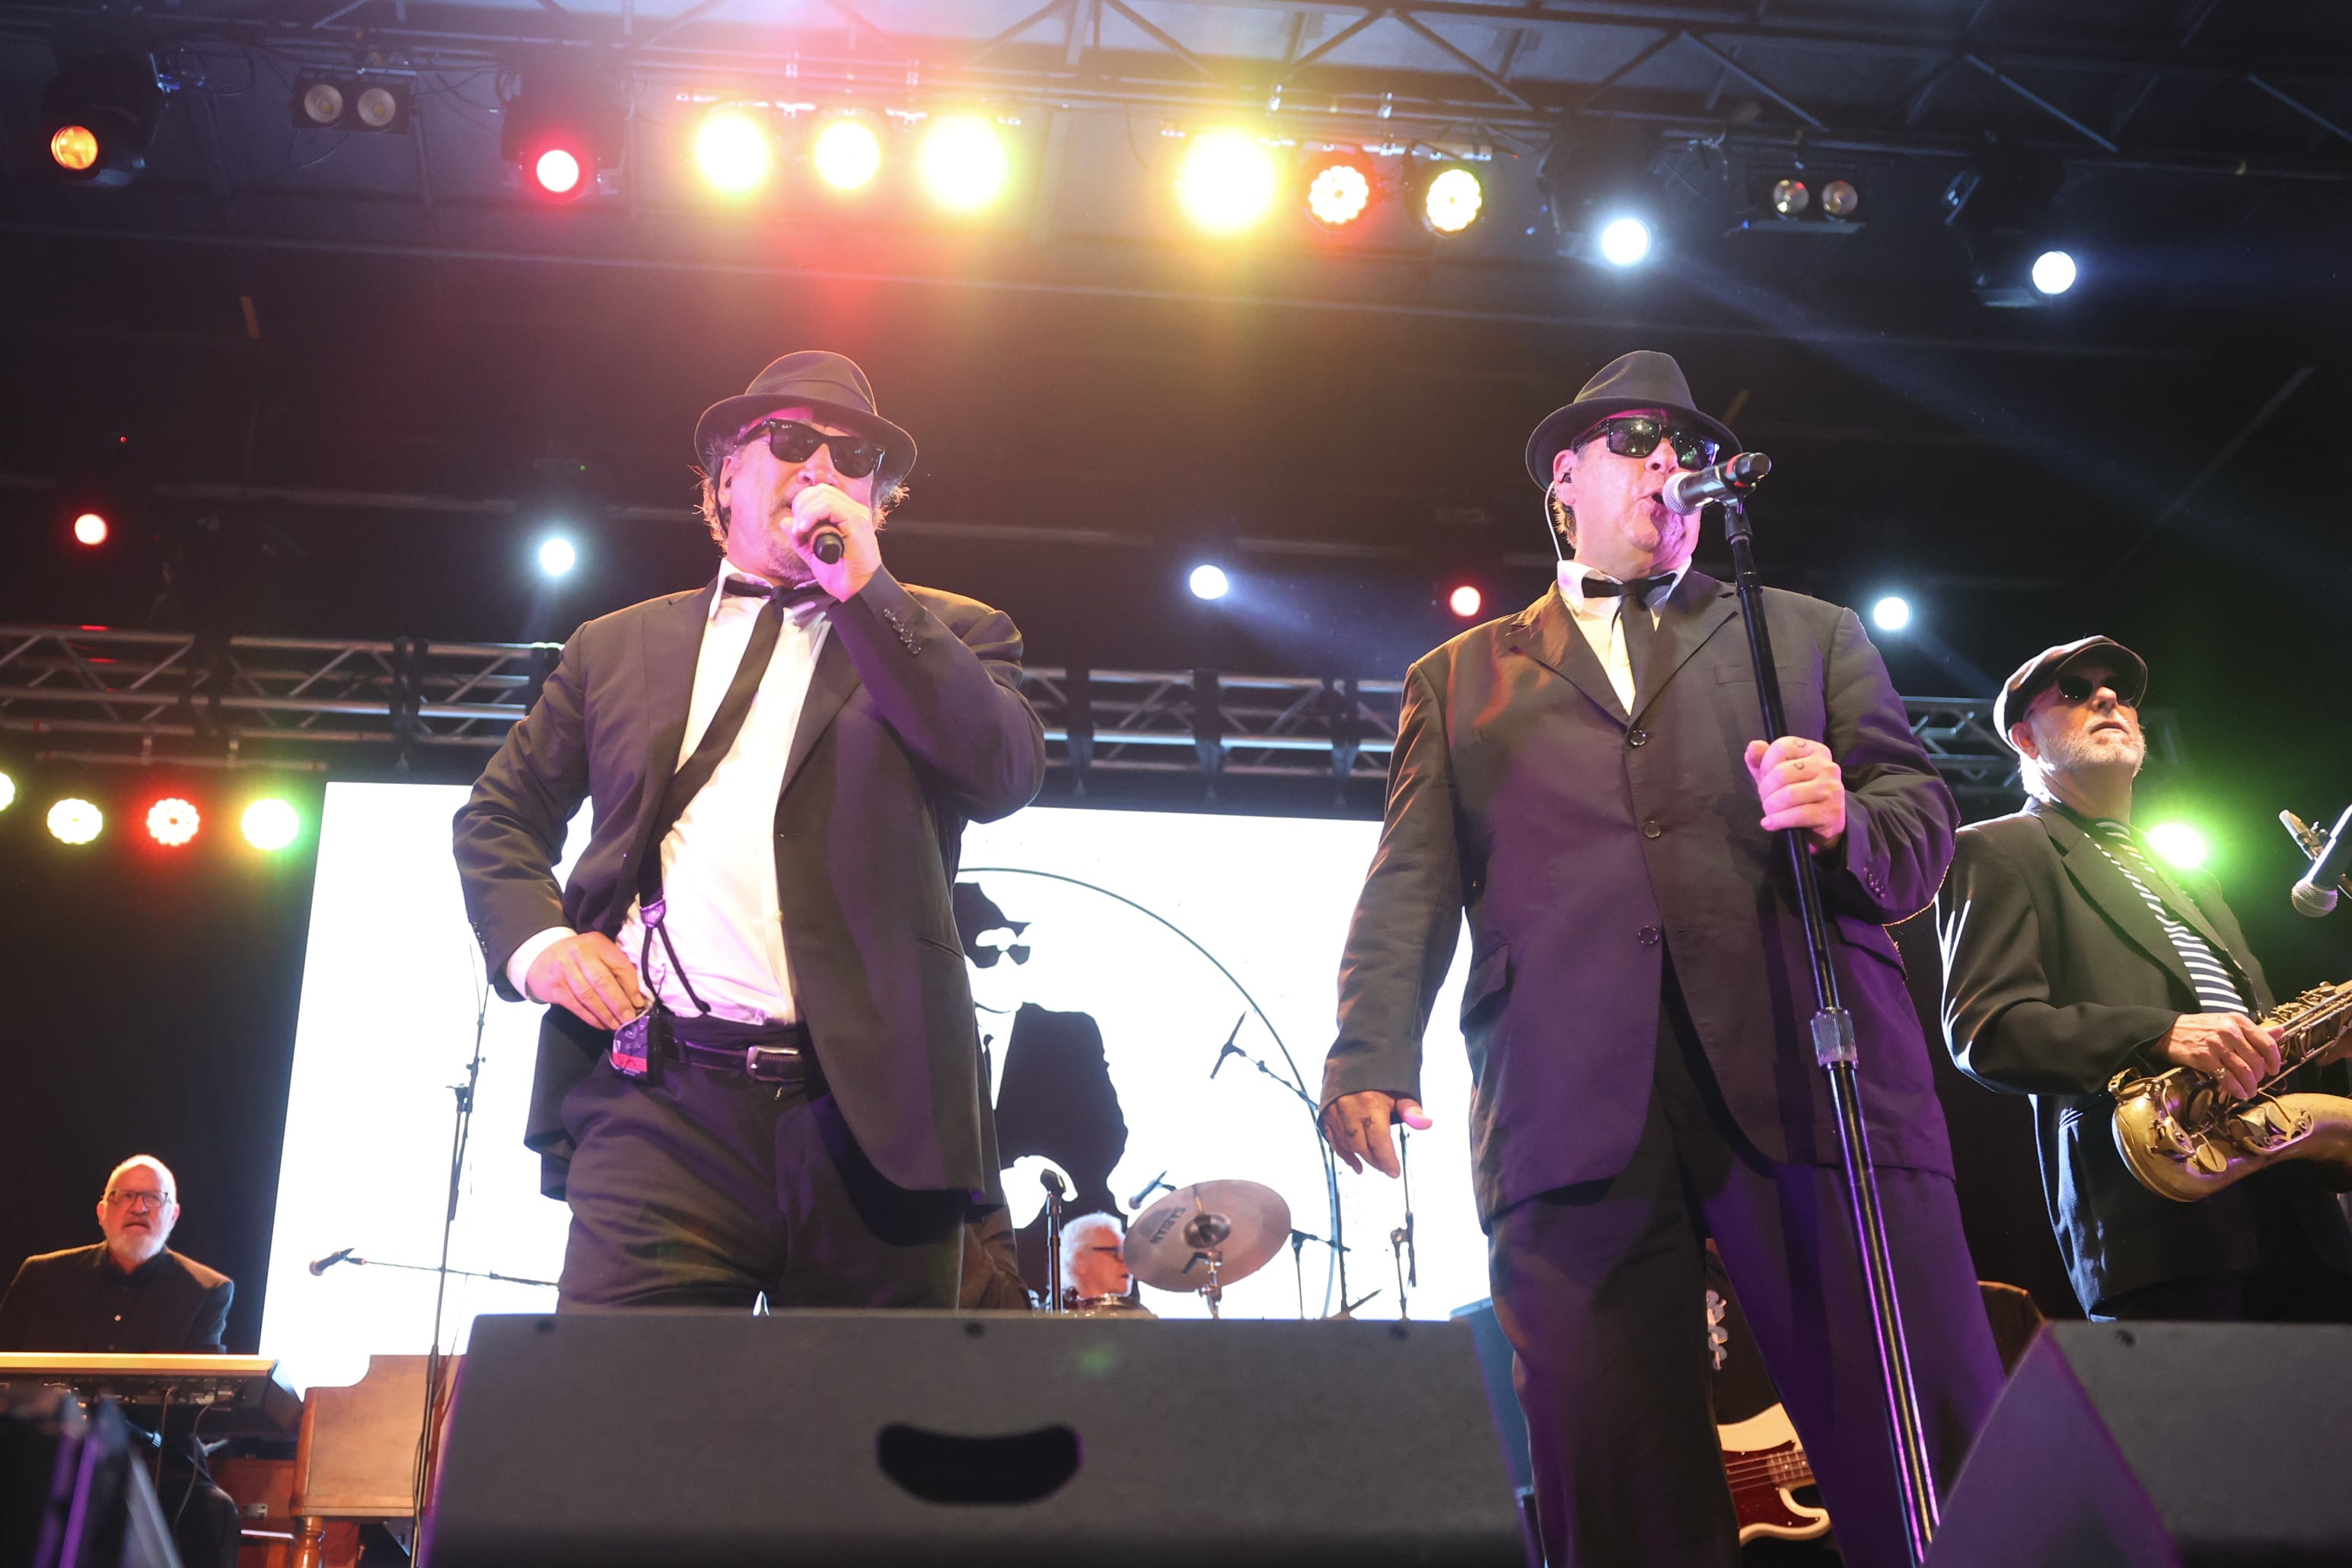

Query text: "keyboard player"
[0, 1154, 239, 1568]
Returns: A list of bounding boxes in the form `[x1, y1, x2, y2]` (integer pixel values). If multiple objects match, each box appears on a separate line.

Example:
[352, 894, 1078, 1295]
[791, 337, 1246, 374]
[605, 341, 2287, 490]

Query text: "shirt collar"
[1555, 557, 1692, 613]
[711, 566, 827, 626]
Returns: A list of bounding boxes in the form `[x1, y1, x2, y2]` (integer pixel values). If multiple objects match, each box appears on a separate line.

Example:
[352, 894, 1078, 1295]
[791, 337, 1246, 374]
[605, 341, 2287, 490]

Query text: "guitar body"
[1719, 1404, 1831, 1544]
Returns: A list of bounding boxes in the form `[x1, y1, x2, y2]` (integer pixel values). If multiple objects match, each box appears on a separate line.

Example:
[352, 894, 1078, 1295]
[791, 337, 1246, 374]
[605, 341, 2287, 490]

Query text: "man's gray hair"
[1060, 1211, 1124, 1275]
[695, 420, 907, 544]
[106, 1154, 177, 1199]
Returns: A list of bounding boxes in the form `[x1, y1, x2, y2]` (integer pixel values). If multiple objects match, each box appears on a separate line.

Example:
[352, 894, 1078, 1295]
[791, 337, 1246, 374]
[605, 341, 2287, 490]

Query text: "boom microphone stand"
[1721, 493, 1939, 1565]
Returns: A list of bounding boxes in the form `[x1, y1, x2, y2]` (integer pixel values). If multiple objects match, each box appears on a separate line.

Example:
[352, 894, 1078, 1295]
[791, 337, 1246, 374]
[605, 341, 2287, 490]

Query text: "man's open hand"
[1321, 1089, 1435, 1177]
[524, 931, 649, 1031]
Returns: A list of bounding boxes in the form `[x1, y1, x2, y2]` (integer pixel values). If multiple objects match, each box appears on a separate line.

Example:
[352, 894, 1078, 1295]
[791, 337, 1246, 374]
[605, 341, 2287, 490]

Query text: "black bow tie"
[1582, 572, 1676, 609]
[722, 576, 831, 608]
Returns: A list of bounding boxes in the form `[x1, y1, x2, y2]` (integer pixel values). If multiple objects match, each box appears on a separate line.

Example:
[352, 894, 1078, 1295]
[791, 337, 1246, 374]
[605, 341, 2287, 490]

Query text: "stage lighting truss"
[38, 49, 169, 188]
[500, 60, 626, 201]
[292, 75, 413, 134]
[1418, 159, 1488, 237]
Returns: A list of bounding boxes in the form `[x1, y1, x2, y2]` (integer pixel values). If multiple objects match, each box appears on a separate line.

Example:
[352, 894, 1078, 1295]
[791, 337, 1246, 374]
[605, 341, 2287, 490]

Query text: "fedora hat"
[1524, 349, 1741, 487]
[693, 350, 917, 491]
[1993, 635, 2149, 749]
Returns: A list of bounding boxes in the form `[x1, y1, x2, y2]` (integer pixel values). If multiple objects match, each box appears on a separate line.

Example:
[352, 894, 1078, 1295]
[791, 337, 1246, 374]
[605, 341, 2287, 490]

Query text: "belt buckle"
[744, 1044, 799, 1082]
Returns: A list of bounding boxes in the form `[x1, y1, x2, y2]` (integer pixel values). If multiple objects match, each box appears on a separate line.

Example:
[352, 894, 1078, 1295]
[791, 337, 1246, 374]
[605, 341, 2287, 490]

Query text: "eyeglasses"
[2051, 670, 2143, 707]
[752, 419, 888, 480]
[1581, 416, 1719, 472]
[103, 1190, 173, 1211]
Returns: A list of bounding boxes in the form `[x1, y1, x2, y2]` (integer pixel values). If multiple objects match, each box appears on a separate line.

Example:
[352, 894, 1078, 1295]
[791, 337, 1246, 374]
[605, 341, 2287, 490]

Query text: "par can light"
[1304, 154, 1373, 229]
[1448, 585, 1484, 619]
[146, 797, 200, 847]
[918, 116, 1010, 212]
[1821, 179, 1860, 218]
[813, 116, 884, 193]
[2145, 821, 2208, 871]
[1187, 563, 1231, 601]
[242, 798, 300, 852]
[1770, 178, 1809, 216]
[0, 770, 15, 812]
[1598, 215, 1652, 267]
[693, 107, 772, 196]
[1869, 595, 1912, 633]
[2031, 249, 2078, 296]
[1176, 131, 1280, 236]
[1421, 164, 1485, 235]
[73, 511, 109, 546]
[49, 798, 103, 845]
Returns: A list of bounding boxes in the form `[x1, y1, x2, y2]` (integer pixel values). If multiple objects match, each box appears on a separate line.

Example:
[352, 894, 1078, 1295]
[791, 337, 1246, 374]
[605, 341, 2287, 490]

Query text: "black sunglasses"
[2051, 670, 2143, 706]
[1582, 416, 1719, 472]
[753, 419, 888, 479]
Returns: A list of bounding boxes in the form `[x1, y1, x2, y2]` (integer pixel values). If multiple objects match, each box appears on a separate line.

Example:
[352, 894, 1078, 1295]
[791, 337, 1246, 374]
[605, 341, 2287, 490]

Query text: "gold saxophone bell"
[2109, 979, 2352, 1203]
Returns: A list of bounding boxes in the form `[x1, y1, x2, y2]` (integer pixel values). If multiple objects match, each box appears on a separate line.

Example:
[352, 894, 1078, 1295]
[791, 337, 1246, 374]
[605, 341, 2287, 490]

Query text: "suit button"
[1627, 729, 1648, 747]
[1642, 820, 1663, 839]
[1638, 926, 1662, 946]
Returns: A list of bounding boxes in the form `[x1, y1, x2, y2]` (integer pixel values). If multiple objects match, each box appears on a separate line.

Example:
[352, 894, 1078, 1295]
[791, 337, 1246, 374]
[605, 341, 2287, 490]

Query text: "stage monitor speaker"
[426, 1311, 1527, 1568]
[1928, 1321, 2352, 1567]
[0, 1386, 178, 1568]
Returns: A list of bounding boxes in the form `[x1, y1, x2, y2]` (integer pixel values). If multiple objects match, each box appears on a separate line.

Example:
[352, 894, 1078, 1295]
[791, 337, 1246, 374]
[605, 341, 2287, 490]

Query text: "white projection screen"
[262, 783, 1478, 1391]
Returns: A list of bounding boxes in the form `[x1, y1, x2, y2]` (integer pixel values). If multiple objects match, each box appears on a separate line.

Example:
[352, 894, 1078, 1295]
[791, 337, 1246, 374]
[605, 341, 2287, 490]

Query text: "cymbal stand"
[1389, 1128, 1418, 1321]
[1194, 1253, 1225, 1321]
[1723, 495, 1939, 1566]
[1041, 1169, 1068, 1315]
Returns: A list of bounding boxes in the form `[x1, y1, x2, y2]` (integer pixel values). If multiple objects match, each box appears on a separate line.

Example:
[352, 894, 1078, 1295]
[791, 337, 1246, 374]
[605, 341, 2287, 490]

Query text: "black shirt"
[0, 1244, 234, 1354]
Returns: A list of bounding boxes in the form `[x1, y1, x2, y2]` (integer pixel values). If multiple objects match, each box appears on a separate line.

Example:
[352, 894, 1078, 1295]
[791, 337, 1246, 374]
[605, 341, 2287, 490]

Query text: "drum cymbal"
[1123, 1179, 1291, 1293]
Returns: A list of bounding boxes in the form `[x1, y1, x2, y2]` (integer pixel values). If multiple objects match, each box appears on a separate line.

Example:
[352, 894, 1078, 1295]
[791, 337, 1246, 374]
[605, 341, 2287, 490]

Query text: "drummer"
[1063, 1213, 1153, 1318]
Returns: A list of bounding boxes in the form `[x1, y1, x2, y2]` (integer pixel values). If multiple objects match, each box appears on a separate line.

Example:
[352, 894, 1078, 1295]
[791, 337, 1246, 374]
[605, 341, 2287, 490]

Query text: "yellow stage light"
[49, 125, 99, 173]
[917, 116, 1009, 212]
[1176, 131, 1280, 236]
[1422, 165, 1484, 234]
[1305, 156, 1372, 228]
[693, 108, 771, 195]
[813, 117, 883, 193]
[49, 798, 103, 845]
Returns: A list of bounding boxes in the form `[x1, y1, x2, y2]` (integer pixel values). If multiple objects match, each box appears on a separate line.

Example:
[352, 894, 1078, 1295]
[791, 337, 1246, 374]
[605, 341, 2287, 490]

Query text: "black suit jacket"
[1327, 574, 1961, 1225]
[453, 568, 1046, 1199]
[1937, 799, 2352, 1311]
[0, 1245, 233, 1353]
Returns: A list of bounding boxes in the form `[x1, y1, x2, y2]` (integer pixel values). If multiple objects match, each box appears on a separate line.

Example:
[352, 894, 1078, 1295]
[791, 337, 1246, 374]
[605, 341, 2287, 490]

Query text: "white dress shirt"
[1553, 557, 1692, 712]
[505, 566, 832, 1025]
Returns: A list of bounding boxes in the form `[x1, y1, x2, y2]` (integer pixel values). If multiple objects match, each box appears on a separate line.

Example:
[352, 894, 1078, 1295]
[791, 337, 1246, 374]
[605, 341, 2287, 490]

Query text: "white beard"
[2040, 724, 2145, 778]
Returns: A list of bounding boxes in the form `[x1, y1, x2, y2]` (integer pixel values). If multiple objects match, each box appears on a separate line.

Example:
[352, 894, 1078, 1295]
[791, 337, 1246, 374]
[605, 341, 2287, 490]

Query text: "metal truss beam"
[2, 623, 2180, 813]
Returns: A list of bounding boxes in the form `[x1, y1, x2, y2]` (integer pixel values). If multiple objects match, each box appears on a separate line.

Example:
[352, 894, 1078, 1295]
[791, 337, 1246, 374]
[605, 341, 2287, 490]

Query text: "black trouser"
[556, 1042, 964, 1311]
[2098, 1181, 2352, 1324]
[1486, 964, 2006, 1568]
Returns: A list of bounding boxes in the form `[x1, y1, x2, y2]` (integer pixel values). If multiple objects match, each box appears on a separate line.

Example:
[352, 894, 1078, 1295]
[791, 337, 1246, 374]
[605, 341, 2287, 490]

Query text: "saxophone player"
[1938, 636, 2352, 1321]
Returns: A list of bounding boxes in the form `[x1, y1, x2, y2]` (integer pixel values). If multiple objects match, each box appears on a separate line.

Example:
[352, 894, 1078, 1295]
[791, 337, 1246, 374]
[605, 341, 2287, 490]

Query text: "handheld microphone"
[1662, 451, 1772, 515]
[1206, 1012, 1246, 1079]
[810, 529, 846, 565]
[308, 1248, 355, 1276]
[2290, 804, 2352, 917]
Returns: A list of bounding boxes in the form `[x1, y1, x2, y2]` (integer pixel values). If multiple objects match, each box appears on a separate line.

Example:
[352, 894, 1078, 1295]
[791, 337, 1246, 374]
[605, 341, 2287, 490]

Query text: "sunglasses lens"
[768, 422, 823, 462]
[766, 422, 884, 478]
[1601, 419, 1662, 457]
[834, 443, 881, 478]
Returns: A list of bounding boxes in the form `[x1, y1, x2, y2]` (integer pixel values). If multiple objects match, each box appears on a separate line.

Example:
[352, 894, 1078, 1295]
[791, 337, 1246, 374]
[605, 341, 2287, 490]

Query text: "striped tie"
[2087, 821, 2248, 1015]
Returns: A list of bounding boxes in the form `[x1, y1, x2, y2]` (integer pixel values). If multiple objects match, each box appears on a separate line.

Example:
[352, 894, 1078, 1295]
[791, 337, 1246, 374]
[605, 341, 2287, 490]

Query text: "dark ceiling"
[3, 2, 2348, 889]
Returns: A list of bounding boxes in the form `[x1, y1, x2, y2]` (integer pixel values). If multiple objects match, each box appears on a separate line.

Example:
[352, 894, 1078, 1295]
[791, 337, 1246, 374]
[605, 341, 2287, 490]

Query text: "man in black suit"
[1321, 352, 2003, 1568]
[1938, 636, 2352, 1321]
[454, 350, 1044, 1311]
[0, 1155, 239, 1568]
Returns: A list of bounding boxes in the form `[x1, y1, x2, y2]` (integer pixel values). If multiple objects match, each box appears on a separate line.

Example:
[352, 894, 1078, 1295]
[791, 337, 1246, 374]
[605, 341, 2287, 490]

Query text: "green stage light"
[2145, 821, 2208, 871]
[242, 797, 301, 851]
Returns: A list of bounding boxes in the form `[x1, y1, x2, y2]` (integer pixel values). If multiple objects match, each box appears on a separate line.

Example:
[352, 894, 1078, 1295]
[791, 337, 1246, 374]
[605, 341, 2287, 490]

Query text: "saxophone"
[2109, 979, 2352, 1203]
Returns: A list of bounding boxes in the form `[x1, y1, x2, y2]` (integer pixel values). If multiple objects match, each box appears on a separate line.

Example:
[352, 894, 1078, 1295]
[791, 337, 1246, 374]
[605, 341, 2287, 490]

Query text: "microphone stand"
[1286, 1227, 1350, 1321]
[326, 1255, 557, 1289]
[1388, 1128, 1418, 1321]
[1722, 496, 1938, 1565]
[1041, 1171, 1068, 1314]
[415, 983, 490, 1528]
[1216, 1033, 1360, 1316]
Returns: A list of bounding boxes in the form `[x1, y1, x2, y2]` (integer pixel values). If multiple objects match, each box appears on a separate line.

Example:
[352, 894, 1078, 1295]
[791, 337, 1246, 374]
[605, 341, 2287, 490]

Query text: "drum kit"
[1114, 1178, 1292, 1319]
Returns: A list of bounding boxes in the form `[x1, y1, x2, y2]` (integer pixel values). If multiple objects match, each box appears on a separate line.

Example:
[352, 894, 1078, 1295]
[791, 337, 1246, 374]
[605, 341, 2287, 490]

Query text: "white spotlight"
[1870, 595, 1913, 633]
[1598, 216, 1652, 267]
[2030, 250, 2077, 296]
[538, 537, 578, 577]
[1187, 563, 1230, 601]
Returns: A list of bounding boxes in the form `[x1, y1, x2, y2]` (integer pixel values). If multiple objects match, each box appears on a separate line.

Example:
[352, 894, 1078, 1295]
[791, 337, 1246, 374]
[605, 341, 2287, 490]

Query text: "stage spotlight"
[241, 798, 300, 852]
[1821, 179, 1860, 218]
[693, 107, 771, 195]
[2031, 249, 2077, 296]
[1421, 164, 1486, 236]
[39, 52, 165, 187]
[1770, 178, 1809, 216]
[813, 116, 884, 193]
[918, 115, 1009, 212]
[72, 511, 109, 546]
[295, 78, 344, 128]
[0, 771, 15, 811]
[145, 797, 199, 847]
[352, 83, 409, 132]
[48, 798, 103, 845]
[500, 59, 623, 201]
[1187, 563, 1231, 601]
[1448, 585, 1484, 619]
[1598, 216, 1652, 267]
[1176, 130, 1280, 236]
[1869, 595, 1912, 633]
[538, 537, 577, 577]
[1304, 152, 1373, 229]
[2145, 821, 2209, 871]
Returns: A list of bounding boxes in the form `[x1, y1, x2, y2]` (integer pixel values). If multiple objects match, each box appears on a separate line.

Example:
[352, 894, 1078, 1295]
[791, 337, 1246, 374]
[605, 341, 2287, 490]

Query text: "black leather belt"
[665, 1037, 814, 1085]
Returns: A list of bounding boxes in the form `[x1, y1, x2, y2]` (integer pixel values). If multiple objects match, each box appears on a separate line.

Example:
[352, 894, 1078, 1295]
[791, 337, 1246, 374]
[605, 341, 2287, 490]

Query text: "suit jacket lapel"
[780, 621, 861, 797]
[1506, 585, 1630, 725]
[630, 582, 716, 866]
[2032, 802, 2200, 996]
[1630, 570, 1738, 726]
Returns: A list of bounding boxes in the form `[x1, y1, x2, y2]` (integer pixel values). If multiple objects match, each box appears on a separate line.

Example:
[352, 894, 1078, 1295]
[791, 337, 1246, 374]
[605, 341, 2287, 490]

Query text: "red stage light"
[1448, 585, 1484, 619]
[73, 511, 109, 546]
[146, 797, 200, 846]
[531, 145, 586, 197]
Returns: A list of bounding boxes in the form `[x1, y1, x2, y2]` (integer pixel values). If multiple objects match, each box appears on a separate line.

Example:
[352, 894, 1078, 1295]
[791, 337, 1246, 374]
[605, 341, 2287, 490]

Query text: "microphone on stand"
[1127, 1171, 1172, 1209]
[308, 1248, 355, 1276]
[1661, 451, 1772, 515]
[2288, 805, 2352, 917]
[1207, 1012, 1247, 1079]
